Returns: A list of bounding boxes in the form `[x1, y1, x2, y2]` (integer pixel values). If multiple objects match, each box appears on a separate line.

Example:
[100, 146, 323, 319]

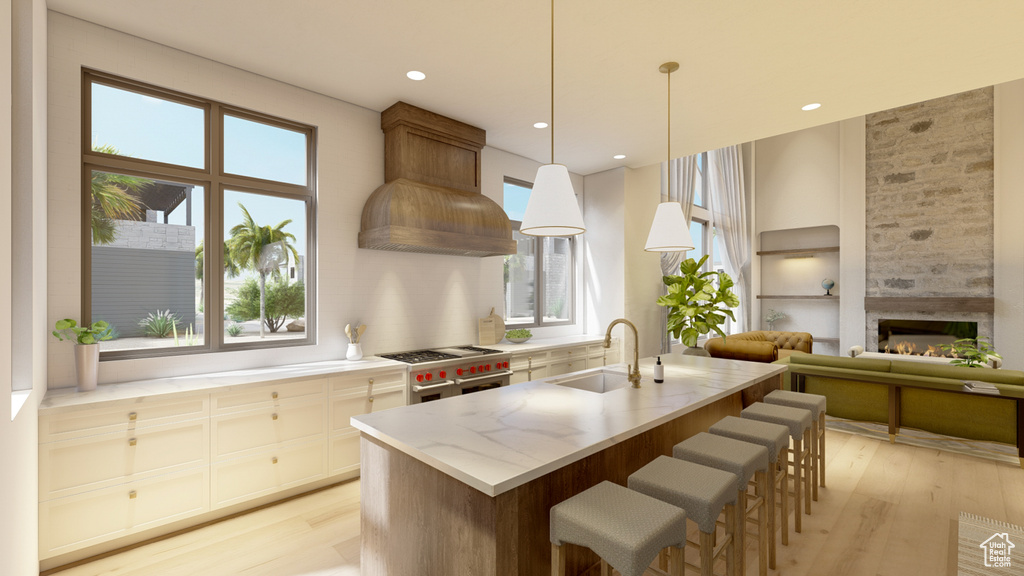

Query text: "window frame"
[502, 177, 576, 328]
[81, 69, 318, 360]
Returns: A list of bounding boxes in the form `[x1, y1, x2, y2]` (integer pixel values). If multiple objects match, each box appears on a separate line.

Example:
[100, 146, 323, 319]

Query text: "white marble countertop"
[40, 356, 407, 413]
[486, 334, 609, 353]
[351, 354, 785, 497]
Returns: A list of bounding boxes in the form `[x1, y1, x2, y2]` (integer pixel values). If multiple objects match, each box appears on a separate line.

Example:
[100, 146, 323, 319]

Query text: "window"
[83, 71, 316, 358]
[502, 178, 575, 327]
[681, 151, 732, 334]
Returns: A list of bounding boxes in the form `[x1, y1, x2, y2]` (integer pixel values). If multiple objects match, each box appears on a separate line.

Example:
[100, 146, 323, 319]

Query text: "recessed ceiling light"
[613, 154, 626, 160]
[801, 102, 821, 111]
[406, 71, 426, 81]
[533, 122, 549, 129]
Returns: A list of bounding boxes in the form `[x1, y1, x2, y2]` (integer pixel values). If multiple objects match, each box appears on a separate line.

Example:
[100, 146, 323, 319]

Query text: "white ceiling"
[48, 0, 1024, 176]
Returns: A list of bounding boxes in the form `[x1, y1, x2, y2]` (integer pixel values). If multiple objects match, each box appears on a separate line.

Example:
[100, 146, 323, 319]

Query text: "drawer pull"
[272, 392, 279, 399]
[368, 396, 374, 403]
[129, 490, 137, 500]
[128, 412, 137, 421]
[272, 457, 278, 464]
[369, 378, 374, 385]
[272, 413, 279, 421]
[129, 438, 137, 447]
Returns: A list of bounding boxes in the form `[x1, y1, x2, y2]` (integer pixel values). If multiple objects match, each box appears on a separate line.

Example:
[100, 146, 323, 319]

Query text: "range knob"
[425, 373, 433, 381]
[503, 361, 509, 368]
[470, 366, 476, 374]
[478, 365, 484, 372]
[457, 368, 463, 376]
[439, 370, 447, 378]
[416, 374, 424, 382]
[485, 364, 491, 371]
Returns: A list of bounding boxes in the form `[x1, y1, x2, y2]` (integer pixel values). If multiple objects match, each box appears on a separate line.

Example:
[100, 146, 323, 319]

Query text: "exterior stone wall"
[109, 221, 196, 252]
[864, 87, 994, 348]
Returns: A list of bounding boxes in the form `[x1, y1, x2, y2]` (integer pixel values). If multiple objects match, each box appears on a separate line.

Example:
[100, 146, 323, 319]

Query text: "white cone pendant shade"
[520, 164, 586, 236]
[645, 201, 695, 251]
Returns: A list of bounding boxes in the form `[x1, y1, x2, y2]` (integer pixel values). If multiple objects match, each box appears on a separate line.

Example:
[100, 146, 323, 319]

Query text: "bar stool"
[673, 432, 770, 576]
[550, 480, 686, 576]
[742, 402, 813, 534]
[628, 456, 739, 576]
[709, 415, 790, 568]
[765, 389, 827, 499]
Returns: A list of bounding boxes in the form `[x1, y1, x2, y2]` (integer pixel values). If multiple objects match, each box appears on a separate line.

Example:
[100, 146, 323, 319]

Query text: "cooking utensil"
[345, 324, 352, 343]
[356, 324, 366, 343]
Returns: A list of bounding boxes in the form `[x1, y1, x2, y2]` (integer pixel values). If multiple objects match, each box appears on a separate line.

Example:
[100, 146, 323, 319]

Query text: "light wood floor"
[53, 429, 1024, 576]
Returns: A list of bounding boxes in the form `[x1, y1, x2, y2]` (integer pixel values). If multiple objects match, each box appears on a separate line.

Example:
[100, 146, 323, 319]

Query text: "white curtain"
[707, 145, 751, 333]
[659, 155, 699, 353]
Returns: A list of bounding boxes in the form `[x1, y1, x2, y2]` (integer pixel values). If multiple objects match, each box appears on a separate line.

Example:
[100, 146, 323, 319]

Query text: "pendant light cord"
[667, 65, 672, 197]
[550, 0, 555, 165]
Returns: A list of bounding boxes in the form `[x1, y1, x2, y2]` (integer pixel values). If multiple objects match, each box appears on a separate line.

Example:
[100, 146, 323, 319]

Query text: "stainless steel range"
[380, 345, 512, 404]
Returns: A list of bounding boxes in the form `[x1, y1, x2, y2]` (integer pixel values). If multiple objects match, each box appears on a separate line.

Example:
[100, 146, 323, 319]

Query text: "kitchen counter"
[40, 356, 406, 412]
[486, 333, 608, 353]
[353, 354, 785, 576]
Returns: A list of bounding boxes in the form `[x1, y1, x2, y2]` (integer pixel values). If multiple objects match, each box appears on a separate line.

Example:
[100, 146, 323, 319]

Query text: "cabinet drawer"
[212, 440, 327, 508]
[330, 388, 370, 433]
[212, 377, 326, 413]
[212, 401, 326, 459]
[329, 369, 404, 394]
[39, 467, 209, 558]
[369, 383, 405, 413]
[329, 429, 361, 476]
[588, 344, 606, 358]
[40, 397, 209, 441]
[40, 420, 209, 499]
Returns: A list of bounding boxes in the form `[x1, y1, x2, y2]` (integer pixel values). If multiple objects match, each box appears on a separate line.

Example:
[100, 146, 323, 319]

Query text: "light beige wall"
[838, 118, 867, 352]
[47, 13, 585, 387]
[754, 123, 841, 234]
[623, 163, 664, 359]
[2, 1, 44, 574]
[582, 168, 626, 335]
[994, 79, 1024, 370]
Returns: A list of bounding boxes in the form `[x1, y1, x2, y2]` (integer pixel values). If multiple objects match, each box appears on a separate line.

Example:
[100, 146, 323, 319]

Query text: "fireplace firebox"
[877, 319, 977, 356]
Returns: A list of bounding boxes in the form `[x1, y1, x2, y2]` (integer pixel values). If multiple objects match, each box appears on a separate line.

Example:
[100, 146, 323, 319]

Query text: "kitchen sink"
[547, 368, 631, 394]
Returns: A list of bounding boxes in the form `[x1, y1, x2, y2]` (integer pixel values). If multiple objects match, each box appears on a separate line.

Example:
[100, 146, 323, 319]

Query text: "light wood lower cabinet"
[39, 366, 407, 561]
[509, 340, 619, 384]
[39, 467, 209, 558]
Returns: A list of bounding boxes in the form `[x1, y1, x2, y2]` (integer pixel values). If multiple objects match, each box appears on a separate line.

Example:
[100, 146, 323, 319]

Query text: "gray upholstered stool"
[765, 389, 827, 499]
[550, 480, 686, 576]
[742, 402, 813, 534]
[709, 415, 790, 569]
[628, 456, 738, 576]
[672, 432, 770, 576]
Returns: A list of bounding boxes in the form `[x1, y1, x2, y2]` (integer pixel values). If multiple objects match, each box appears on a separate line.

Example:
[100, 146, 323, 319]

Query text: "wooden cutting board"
[478, 307, 505, 346]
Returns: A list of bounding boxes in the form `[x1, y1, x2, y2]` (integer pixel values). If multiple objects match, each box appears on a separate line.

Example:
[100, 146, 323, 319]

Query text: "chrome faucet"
[604, 318, 641, 388]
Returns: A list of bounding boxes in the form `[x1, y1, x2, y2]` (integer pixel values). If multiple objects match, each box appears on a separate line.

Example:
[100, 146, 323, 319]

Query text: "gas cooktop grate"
[379, 350, 460, 364]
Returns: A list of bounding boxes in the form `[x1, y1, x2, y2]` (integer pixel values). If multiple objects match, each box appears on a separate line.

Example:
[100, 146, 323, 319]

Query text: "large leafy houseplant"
[940, 336, 1002, 368]
[657, 255, 739, 348]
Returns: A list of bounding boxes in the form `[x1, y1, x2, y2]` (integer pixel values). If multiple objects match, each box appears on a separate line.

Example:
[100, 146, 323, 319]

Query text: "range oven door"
[410, 379, 456, 404]
[454, 370, 512, 395]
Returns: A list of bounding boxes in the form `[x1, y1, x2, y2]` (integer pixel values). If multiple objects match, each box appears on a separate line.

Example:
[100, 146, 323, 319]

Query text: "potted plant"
[52, 318, 113, 391]
[657, 255, 739, 356]
[940, 336, 1002, 368]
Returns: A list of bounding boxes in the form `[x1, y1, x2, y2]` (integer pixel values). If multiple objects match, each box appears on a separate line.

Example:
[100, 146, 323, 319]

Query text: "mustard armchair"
[704, 331, 814, 363]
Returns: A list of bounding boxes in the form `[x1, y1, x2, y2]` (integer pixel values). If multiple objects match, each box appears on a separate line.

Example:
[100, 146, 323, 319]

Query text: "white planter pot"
[74, 343, 99, 392]
[346, 343, 363, 361]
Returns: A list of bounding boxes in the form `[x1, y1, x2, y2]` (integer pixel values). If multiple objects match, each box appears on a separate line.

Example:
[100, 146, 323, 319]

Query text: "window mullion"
[535, 237, 544, 326]
[209, 102, 224, 351]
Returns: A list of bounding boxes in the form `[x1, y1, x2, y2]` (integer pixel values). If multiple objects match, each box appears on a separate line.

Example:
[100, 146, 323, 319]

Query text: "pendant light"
[520, 0, 586, 237]
[645, 62, 695, 252]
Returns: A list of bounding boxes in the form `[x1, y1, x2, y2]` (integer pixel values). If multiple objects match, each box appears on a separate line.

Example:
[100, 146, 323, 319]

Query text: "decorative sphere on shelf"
[821, 278, 835, 296]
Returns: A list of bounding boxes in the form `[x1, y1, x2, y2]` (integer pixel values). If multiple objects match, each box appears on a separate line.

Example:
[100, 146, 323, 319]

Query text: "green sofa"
[773, 352, 1024, 453]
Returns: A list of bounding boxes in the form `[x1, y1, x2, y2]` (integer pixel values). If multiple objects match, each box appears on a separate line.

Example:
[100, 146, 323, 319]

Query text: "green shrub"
[138, 310, 181, 338]
[226, 279, 304, 333]
[227, 323, 244, 337]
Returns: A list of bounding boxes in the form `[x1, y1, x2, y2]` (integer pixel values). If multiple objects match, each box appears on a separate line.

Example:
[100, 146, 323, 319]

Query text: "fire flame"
[883, 341, 951, 357]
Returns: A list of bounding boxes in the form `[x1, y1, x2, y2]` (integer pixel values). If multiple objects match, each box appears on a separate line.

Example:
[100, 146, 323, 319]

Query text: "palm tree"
[226, 203, 300, 338]
[90, 144, 149, 245]
[195, 240, 241, 306]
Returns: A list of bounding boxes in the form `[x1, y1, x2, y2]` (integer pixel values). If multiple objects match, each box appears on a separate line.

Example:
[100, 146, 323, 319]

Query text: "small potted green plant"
[657, 255, 739, 355]
[52, 318, 113, 391]
[940, 336, 1002, 368]
[505, 328, 533, 344]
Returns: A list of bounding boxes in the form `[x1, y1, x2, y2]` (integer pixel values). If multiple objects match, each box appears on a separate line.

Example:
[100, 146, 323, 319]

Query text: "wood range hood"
[358, 102, 515, 257]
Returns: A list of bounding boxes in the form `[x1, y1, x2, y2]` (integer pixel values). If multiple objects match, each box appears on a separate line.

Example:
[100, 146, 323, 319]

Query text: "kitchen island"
[351, 354, 785, 576]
